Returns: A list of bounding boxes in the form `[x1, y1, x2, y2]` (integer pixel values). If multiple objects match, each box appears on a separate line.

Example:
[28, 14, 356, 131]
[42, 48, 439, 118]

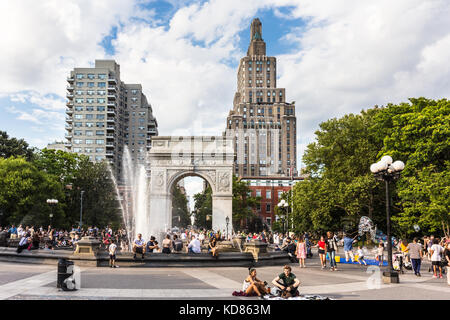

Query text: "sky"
[1, 0, 450, 209]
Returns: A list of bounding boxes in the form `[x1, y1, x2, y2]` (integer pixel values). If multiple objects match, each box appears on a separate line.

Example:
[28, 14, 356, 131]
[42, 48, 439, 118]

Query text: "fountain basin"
[0, 247, 290, 268]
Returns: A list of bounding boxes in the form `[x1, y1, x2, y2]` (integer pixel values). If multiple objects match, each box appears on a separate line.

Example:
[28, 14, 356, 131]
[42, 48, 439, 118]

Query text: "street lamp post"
[79, 190, 85, 228]
[46, 199, 58, 227]
[370, 155, 405, 283]
[226, 216, 230, 240]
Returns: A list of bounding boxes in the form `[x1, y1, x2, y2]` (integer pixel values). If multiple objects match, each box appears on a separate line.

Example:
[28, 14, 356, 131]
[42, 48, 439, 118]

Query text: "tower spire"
[247, 18, 266, 56]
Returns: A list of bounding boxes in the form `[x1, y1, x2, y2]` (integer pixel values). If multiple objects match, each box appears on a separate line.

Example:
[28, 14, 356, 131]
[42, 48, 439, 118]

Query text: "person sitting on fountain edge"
[188, 235, 201, 254]
[146, 236, 159, 253]
[133, 233, 146, 259]
[209, 233, 220, 258]
[272, 265, 300, 298]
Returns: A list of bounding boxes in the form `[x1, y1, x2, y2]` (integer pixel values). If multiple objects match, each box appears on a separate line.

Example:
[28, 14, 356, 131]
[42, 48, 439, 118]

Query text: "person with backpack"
[172, 234, 184, 253]
[326, 231, 338, 271]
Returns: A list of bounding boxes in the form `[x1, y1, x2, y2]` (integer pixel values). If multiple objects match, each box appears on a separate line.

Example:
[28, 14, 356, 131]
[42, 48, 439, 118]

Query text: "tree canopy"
[292, 98, 449, 238]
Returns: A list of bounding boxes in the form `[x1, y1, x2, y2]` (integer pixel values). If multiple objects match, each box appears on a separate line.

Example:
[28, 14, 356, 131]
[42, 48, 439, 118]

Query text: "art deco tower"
[225, 18, 297, 177]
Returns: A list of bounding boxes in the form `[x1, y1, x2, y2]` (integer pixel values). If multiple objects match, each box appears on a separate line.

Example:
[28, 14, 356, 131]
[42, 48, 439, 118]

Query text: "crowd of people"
[1, 223, 449, 286]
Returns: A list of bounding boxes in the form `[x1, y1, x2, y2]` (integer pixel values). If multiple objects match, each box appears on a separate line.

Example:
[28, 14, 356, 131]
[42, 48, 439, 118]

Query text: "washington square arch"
[147, 136, 234, 237]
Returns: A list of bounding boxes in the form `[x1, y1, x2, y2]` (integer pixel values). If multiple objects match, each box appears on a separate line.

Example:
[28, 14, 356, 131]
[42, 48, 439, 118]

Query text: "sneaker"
[133, 254, 136, 259]
[114, 265, 119, 268]
[432, 275, 437, 278]
[417, 273, 421, 277]
[439, 275, 443, 279]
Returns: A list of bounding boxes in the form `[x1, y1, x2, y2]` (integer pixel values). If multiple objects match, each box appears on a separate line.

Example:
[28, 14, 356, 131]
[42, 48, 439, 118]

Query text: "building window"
[97, 106, 105, 111]
[98, 82, 106, 88]
[85, 130, 93, 136]
[266, 190, 271, 199]
[266, 204, 271, 213]
[76, 74, 84, 79]
[96, 130, 104, 135]
[98, 74, 107, 79]
[96, 139, 104, 145]
[256, 190, 261, 197]
[87, 74, 95, 79]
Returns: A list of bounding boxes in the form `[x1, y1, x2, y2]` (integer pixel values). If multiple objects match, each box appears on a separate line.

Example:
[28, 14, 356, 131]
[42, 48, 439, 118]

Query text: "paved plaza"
[0, 253, 448, 300]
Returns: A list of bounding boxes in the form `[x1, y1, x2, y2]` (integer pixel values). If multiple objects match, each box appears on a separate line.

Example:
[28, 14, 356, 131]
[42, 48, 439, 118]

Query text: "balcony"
[67, 77, 74, 83]
[108, 78, 117, 84]
[147, 129, 157, 134]
[107, 94, 116, 100]
[66, 109, 73, 114]
[65, 125, 73, 130]
[107, 108, 115, 114]
[106, 151, 114, 155]
[66, 93, 73, 99]
[66, 101, 73, 107]
[107, 102, 115, 107]
[64, 143, 72, 147]
[65, 117, 73, 123]
[67, 85, 74, 91]
[106, 143, 114, 148]
[107, 117, 115, 122]
[108, 86, 116, 92]
[107, 126, 115, 131]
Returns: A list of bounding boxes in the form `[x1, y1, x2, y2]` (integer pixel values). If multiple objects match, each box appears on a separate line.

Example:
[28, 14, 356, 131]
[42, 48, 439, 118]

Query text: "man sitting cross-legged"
[271, 265, 300, 298]
[133, 233, 146, 260]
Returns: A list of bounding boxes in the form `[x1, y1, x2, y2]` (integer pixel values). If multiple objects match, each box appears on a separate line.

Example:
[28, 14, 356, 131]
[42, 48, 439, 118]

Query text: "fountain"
[118, 146, 153, 248]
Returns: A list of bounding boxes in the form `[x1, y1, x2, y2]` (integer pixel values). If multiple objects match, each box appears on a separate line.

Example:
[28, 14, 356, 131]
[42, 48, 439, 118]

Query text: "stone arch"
[147, 136, 234, 239]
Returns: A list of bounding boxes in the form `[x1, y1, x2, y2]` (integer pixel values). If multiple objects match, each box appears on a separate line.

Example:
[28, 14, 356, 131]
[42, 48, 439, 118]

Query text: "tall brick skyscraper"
[225, 18, 297, 177]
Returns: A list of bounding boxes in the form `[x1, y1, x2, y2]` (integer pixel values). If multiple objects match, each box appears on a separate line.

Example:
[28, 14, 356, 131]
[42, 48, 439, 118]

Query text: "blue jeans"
[411, 258, 421, 274]
[329, 251, 336, 267]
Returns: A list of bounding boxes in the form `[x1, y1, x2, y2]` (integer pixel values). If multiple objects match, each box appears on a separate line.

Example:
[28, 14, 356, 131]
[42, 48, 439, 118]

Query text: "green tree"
[232, 176, 260, 231]
[0, 131, 35, 161]
[68, 159, 121, 228]
[193, 186, 212, 229]
[171, 185, 191, 228]
[374, 98, 450, 236]
[293, 109, 386, 234]
[0, 157, 64, 227]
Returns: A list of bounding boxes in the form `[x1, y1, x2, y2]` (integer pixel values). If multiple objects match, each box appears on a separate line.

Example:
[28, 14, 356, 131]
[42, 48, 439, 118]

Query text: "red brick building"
[241, 176, 304, 228]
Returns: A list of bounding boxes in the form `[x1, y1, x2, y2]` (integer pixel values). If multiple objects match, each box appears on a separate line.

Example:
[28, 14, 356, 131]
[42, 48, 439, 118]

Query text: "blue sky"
[1, 0, 449, 209]
[0, 0, 449, 161]
[0, 0, 306, 149]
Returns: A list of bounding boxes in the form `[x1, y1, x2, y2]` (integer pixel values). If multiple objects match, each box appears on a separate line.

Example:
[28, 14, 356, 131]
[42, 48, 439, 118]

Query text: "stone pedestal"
[217, 240, 237, 252]
[232, 236, 245, 251]
[73, 237, 101, 256]
[244, 240, 268, 262]
[382, 271, 399, 284]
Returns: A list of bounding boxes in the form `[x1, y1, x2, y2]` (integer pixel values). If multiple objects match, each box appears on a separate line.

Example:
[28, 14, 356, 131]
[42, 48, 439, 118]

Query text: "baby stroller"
[393, 252, 404, 273]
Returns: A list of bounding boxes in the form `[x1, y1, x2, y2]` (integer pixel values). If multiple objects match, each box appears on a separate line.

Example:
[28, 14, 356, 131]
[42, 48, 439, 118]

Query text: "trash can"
[57, 258, 74, 289]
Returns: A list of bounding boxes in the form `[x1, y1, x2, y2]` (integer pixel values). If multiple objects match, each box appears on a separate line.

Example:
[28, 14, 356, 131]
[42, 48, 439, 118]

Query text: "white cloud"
[277, 0, 450, 146]
[1, 0, 449, 166]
